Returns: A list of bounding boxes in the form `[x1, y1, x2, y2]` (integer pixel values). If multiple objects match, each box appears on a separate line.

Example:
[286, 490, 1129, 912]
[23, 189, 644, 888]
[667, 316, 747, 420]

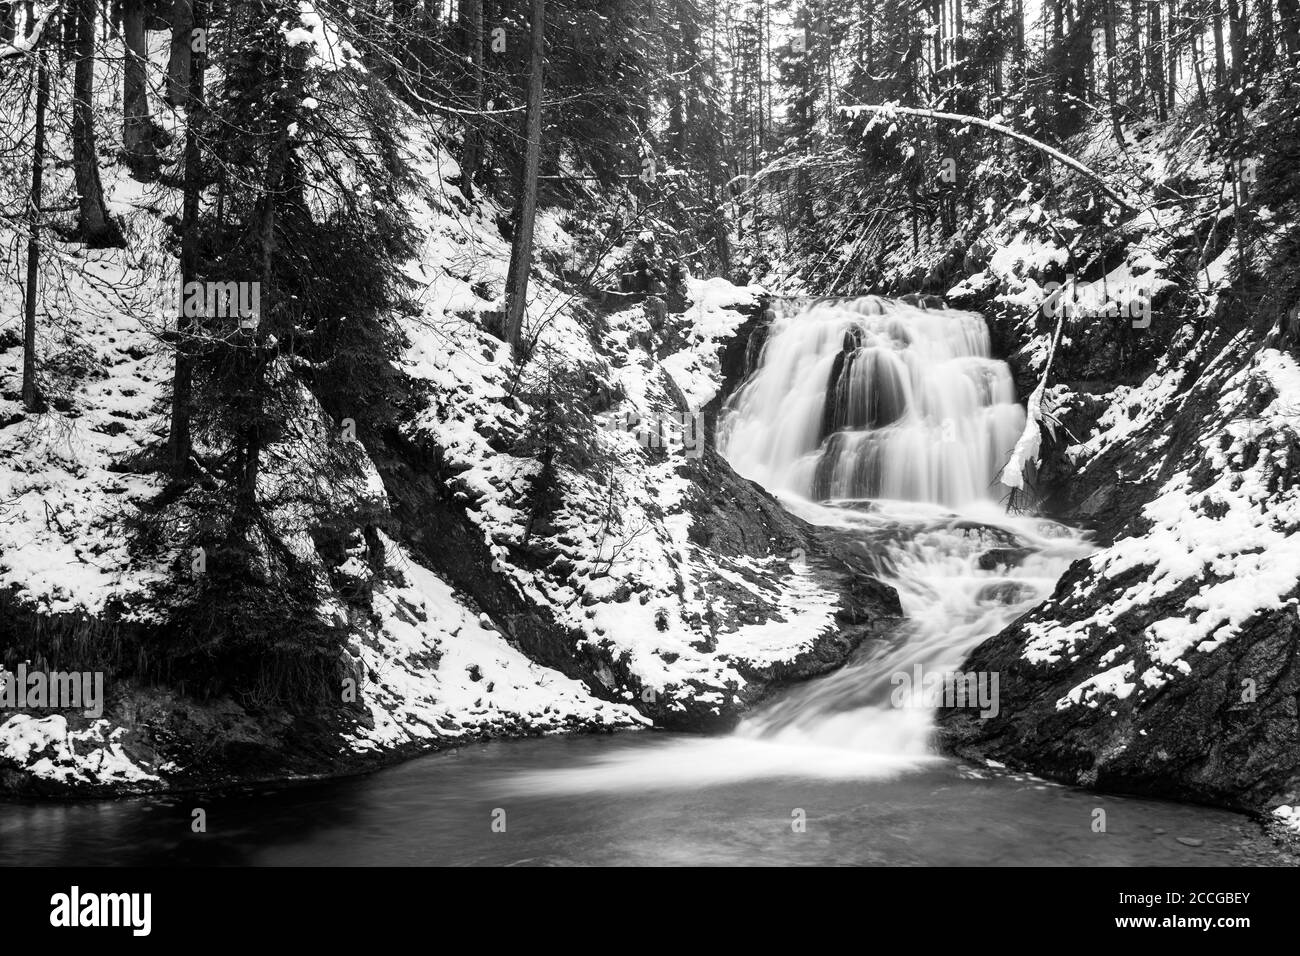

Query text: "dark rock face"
[704, 295, 770, 443]
[935, 310, 1300, 811]
[361, 423, 613, 693]
[938, 560, 1300, 812]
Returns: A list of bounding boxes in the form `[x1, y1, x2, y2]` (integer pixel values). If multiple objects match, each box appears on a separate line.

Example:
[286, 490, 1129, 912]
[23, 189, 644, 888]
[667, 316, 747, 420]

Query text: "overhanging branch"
[842, 102, 1138, 213]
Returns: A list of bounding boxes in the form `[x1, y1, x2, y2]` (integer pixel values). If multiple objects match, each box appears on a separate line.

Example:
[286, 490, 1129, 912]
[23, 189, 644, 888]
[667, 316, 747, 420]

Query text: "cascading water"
[717, 296, 1026, 507]
[718, 296, 1094, 756]
[498, 296, 1095, 795]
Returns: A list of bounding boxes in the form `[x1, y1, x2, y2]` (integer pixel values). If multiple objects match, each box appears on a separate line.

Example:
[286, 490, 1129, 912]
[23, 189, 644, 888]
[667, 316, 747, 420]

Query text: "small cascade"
[716, 296, 1092, 754]
[717, 296, 1026, 508]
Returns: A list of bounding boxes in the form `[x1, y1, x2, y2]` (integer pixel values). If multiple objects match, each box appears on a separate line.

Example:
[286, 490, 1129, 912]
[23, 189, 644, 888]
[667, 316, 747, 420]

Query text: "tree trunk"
[122, 0, 157, 177]
[22, 52, 48, 412]
[71, 0, 120, 247]
[1167, 0, 1177, 110]
[503, 0, 544, 358]
[1257, 0, 1274, 75]
[166, 0, 193, 105]
[1280, 0, 1300, 67]
[844, 103, 1137, 211]
[1129, 0, 1143, 103]
[1225, 0, 1245, 97]
[1149, 0, 1166, 120]
[1211, 0, 1226, 91]
[166, 0, 207, 477]
[1103, 0, 1126, 145]
[1191, 28, 1209, 108]
[238, 130, 291, 517]
[458, 0, 483, 200]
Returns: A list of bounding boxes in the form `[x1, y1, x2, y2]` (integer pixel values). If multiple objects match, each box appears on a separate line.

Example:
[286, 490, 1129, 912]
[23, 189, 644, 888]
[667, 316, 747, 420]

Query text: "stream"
[1, 297, 1284, 866]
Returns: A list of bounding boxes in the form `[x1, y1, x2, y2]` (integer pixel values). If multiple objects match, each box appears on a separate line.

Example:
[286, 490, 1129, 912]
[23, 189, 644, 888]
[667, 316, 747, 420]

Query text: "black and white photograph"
[0, 0, 1294, 919]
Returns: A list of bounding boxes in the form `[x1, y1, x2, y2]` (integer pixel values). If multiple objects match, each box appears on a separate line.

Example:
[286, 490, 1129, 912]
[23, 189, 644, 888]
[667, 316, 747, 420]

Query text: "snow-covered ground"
[0, 21, 852, 790]
[391, 141, 846, 718]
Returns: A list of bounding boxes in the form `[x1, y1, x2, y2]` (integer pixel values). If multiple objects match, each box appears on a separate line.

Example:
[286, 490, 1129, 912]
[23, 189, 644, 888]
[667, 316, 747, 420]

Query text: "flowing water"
[717, 295, 1093, 756]
[0, 297, 1281, 866]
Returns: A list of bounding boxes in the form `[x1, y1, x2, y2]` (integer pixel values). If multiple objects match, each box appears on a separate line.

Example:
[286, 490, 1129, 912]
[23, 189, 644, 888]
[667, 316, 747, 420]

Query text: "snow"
[661, 276, 761, 409]
[999, 314, 1059, 490]
[1035, 346, 1300, 703]
[0, 36, 817, 791]
[0, 715, 158, 787]
[713, 564, 839, 665]
[281, 0, 364, 72]
[1273, 805, 1300, 834]
[344, 534, 647, 752]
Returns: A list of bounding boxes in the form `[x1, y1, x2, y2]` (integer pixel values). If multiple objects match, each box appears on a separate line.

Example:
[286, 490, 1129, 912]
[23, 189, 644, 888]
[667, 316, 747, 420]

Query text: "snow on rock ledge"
[939, 342, 1300, 812]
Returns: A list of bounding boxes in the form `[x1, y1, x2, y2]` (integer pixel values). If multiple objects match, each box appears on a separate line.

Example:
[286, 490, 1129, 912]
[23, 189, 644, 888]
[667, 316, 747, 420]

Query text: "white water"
[718, 296, 1028, 507]
[719, 296, 1094, 757]
[510, 296, 1092, 794]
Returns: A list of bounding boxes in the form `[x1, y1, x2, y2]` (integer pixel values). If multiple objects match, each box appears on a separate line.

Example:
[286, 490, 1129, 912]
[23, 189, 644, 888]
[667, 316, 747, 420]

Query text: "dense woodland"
[1, 0, 1295, 708]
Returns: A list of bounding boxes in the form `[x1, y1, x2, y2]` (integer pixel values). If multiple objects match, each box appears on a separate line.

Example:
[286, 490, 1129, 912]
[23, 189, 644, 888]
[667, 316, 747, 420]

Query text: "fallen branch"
[841, 102, 1138, 213]
[999, 298, 1067, 492]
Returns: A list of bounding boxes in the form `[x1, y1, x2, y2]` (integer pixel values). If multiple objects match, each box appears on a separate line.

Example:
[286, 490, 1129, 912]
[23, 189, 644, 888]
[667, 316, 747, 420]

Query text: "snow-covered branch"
[841, 102, 1138, 213]
[0, 5, 59, 60]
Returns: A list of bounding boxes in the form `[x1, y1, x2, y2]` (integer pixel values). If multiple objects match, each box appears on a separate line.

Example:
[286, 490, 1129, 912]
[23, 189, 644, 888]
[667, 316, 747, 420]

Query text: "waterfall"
[718, 296, 1093, 755]
[717, 296, 1026, 507]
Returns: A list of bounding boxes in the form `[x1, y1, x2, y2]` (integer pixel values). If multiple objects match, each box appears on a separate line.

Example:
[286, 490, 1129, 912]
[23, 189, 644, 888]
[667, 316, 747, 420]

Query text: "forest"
[0, 0, 1298, 868]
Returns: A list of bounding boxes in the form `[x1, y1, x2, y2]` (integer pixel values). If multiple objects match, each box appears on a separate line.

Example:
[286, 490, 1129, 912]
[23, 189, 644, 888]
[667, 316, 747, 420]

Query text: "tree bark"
[22, 52, 48, 412]
[1225, 0, 1245, 96]
[503, 0, 544, 358]
[71, 0, 120, 247]
[166, 0, 193, 105]
[1148, 0, 1166, 120]
[122, 0, 157, 177]
[1280, 0, 1300, 67]
[1102, 0, 1126, 146]
[1211, 0, 1226, 91]
[1167, 0, 1177, 110]
[166, 0, 207, 477]
[1258, 0, 1274, 75]
[458, 0, 483, 199]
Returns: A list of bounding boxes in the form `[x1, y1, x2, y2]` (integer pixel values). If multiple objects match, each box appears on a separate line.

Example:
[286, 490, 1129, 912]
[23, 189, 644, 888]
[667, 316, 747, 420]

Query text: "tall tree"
[70, 0, 121, 246]
[503, 0, 545, 356]
[1211, 0, 1227, 91]
[458, 0, 484, 199]
[121, 0, 158, 176]
[1280, 0, 1300, 66]
[167, 0, 193, 104]
[1102, 0, 1127, 144]
[22, 50, 49, 411]
[166, 0, 207, 476]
